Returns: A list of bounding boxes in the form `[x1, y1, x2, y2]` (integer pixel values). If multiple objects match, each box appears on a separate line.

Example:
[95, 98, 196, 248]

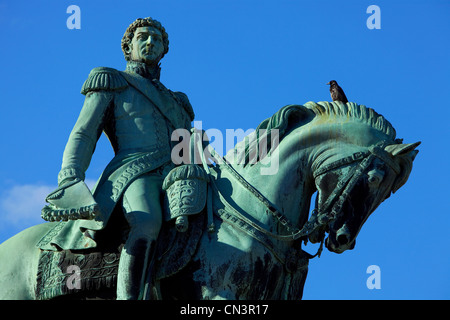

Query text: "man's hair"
[121, 17, 169, 61]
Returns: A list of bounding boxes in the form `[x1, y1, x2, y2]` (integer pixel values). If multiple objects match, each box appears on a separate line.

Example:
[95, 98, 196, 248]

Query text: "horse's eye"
[367, 169, 384, 187]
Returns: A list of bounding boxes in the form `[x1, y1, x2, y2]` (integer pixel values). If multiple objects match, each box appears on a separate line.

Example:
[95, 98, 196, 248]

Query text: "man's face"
[129, 26, 165, 66]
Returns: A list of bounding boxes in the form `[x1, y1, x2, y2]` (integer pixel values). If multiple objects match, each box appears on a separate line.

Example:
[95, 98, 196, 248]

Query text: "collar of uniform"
[125, 60, 161, 80]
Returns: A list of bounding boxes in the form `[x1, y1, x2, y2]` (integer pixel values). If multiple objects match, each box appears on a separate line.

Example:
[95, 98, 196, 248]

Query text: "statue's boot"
[116, 237, 156, 300]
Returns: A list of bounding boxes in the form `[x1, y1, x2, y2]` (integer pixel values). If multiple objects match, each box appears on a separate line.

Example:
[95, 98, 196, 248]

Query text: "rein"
[203, 139, 398, 259]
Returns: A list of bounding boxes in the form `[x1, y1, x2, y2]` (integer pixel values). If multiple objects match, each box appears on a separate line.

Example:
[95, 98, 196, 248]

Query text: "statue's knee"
[127, 212, 161, 239]
[122, 197, 162, 232]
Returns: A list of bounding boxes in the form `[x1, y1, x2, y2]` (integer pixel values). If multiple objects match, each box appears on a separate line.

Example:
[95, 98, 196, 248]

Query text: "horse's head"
[216, 101, 420, 257]
[312, 141, 420, 253]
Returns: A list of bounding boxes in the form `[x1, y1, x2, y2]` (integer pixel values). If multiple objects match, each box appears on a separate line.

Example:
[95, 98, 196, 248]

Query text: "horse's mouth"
[325, 223, 356, 253]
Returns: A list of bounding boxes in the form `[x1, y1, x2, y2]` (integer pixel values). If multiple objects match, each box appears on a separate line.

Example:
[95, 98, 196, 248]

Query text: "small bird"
[327, 80, 348, 103]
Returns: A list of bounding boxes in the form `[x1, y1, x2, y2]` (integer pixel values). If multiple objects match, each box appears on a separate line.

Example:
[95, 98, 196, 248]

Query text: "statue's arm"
[57, 67, 127, 186]
[58, 91, 113, 186]
[173, 91, 195, 122]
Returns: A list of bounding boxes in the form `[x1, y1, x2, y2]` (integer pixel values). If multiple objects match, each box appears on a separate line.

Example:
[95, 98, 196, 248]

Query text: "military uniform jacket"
[38, 66, 194, 251]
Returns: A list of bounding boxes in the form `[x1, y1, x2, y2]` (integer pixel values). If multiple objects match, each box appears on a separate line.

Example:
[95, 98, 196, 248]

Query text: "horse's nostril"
[337, 234, 349, 245]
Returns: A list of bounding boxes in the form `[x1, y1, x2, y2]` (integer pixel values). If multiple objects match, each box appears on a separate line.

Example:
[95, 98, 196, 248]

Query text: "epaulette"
[173, 91, 195, 121]
[80, 67, 128, 95]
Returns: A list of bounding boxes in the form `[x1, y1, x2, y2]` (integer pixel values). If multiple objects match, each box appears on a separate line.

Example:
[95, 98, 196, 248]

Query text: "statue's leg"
[116, 173, 163, 300]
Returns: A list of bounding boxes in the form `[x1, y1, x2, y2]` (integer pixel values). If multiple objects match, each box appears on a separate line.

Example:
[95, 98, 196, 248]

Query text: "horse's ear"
[385, 141, 421, 160]
[384, 141, 421, 194]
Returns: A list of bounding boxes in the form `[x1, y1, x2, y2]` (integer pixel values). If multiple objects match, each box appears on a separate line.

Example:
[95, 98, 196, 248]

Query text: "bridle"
[305, 142, 400, 254]
[202, 135, 400, 258]
[311, 142, 400, 228]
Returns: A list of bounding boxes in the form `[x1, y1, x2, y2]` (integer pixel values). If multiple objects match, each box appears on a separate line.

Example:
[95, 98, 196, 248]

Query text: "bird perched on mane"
[327, 80, 348, 103]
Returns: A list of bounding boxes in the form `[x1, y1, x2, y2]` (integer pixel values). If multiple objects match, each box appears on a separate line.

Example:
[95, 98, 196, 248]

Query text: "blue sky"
[0, 0, 448, 300]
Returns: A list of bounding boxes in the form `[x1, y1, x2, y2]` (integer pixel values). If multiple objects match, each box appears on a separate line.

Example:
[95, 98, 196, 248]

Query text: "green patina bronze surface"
[0, 16, 420, 300]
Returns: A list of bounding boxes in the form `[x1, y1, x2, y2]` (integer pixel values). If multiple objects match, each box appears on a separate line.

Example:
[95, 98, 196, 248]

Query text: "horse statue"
[0, 101, 420, 300]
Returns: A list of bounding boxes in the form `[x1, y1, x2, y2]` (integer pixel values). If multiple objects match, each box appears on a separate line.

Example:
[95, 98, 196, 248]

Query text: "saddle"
[35, 204, 207, 300]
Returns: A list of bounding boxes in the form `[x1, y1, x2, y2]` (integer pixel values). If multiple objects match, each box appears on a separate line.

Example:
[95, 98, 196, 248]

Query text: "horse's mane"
[225, 101, 397, 166]
[305, 101, 397, 139]
[224, 104, 310, 165]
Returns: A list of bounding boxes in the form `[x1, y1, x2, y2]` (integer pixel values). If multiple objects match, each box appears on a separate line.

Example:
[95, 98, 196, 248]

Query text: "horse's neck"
[213, 143, 316, 232]
[210, 112, 394, 237]
[212, 119, 383, 229]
